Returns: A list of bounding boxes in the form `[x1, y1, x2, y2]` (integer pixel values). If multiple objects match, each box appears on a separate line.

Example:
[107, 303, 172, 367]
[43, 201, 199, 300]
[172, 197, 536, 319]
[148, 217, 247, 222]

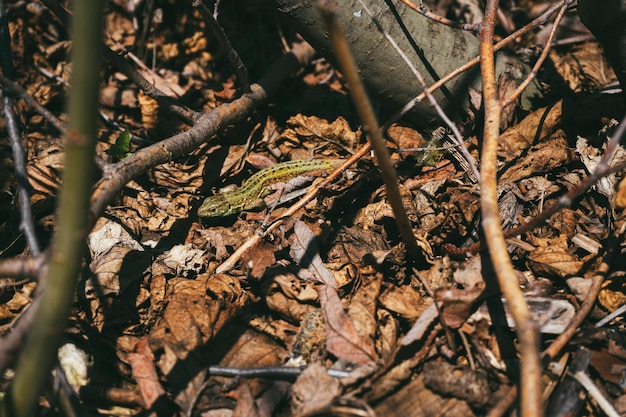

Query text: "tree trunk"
[268, 0, 542, 126]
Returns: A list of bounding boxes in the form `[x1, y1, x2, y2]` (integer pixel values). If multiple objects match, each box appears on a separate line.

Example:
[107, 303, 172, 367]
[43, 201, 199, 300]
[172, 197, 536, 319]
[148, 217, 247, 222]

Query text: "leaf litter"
[0, 1, 625, 416]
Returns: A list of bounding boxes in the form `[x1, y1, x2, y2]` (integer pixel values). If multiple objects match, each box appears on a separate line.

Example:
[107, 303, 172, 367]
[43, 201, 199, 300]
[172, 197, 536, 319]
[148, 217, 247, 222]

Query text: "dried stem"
[479, 1, 542, 416]
[318, 0, 422, 261]
[192, 0, 250, 92]
[0, 1, 41, 257]
[398, 0, 479, 31]
[500, 0, 573, 108]
[0, 0, 103, 415]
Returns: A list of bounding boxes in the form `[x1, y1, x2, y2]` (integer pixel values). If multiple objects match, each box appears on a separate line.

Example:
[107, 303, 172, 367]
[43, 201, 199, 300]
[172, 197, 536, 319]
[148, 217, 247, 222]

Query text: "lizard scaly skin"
[198, 159, 343, 217]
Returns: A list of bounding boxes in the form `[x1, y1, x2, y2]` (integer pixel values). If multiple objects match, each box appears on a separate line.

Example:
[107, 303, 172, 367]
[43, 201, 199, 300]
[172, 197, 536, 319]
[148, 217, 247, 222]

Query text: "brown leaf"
[290, 221, 378, 364]
[435, 281, 486, 329]
[527, 234, 583, 278]
[379, 284, 429, 321]
[232, 381, 260, 417]
[281, 115, 360, 150]
[128, 337, 166, 409]
[318, 274, 377, 364]
[374, 374, 477, 417]
[423, 361, 492, 407]
[291, 363, 342, 416]
[497, 101, 562, 162]
[243, 239, 277, 280]
[148, 274, 248, 372]
[499, 133, 575, 183]
[549, 44, 618, 93]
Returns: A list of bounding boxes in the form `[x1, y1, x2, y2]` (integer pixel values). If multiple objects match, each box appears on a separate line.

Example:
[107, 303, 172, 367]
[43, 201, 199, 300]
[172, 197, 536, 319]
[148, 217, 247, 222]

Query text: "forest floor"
[1, 1, 626, 416]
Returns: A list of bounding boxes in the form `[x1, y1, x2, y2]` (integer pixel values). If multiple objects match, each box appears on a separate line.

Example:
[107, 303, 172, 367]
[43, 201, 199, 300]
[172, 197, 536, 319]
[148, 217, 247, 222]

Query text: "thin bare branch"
[0, 1, 41, 257]
[192, 0, 250, 92]
[500, 0, 574, 108]
[0, 75, 65, 134]
[398, 0, 479, 31]
[318, 0, 422, 262]
[479, 1, 542, 416]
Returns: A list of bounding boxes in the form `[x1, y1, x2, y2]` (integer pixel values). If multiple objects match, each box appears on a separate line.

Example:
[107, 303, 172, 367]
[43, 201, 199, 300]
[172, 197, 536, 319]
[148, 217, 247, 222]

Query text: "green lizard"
[198, 159, 344, 218]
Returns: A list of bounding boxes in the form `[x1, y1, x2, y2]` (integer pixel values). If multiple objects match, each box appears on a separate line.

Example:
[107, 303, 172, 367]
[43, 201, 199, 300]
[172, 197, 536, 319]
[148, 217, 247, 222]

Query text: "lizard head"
[197, 195, 234, 218]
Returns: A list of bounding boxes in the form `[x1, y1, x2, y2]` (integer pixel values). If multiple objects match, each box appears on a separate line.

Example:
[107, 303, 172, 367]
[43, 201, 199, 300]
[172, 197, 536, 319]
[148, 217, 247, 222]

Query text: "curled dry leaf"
[499, 133, 575, 184]
[87, 219, 148, 314]
[280, 115, 361, 151]
[576, 134, 626, 202]
[526, 234, 584, 278]
[497, 101, 562, 162]
[152, 244, 205, 277]
[379, 284, 429, 322]
[598, 278, 626, 312]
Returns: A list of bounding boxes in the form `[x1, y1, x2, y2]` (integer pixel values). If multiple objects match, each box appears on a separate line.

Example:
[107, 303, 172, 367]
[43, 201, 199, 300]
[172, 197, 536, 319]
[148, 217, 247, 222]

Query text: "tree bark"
[268, 0, 542, 126]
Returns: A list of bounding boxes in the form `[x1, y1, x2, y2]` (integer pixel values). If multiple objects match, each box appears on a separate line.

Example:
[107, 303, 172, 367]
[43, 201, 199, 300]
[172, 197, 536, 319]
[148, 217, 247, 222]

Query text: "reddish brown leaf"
[128, 337, 166, 409]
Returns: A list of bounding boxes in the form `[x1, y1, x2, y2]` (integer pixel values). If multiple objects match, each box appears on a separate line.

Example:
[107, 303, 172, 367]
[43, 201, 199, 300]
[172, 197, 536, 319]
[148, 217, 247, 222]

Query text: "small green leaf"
[107, 131, 132, 159]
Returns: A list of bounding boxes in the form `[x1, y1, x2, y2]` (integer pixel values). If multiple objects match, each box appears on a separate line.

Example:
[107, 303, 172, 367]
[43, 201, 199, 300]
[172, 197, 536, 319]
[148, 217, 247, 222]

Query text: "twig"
[500, 0, 574, 108]
[3, 100, 41, 257]
[570, 371, 620, 417]
[398, 0, 479, 31]
[385, 0, 568, 127]
[356, 0, 480, 182]
[0, 74, 65, 134]
[0, 254, 45, 281]
[0, 0, 104, 415]
[0, 0, 41, 257]
[192, 0, 250, 92]
[479, 1, 542, 417]
[318, 0, 422, 262]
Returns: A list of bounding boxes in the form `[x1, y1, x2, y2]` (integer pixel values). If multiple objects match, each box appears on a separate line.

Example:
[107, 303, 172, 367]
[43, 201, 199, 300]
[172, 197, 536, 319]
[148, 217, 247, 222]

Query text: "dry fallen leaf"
[128, 337, 167, 410]
[526, 234, 584, 278]
[435, 281, 486, 330]
[291, 363, 342, 416]
[290, 221, 378, 364]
